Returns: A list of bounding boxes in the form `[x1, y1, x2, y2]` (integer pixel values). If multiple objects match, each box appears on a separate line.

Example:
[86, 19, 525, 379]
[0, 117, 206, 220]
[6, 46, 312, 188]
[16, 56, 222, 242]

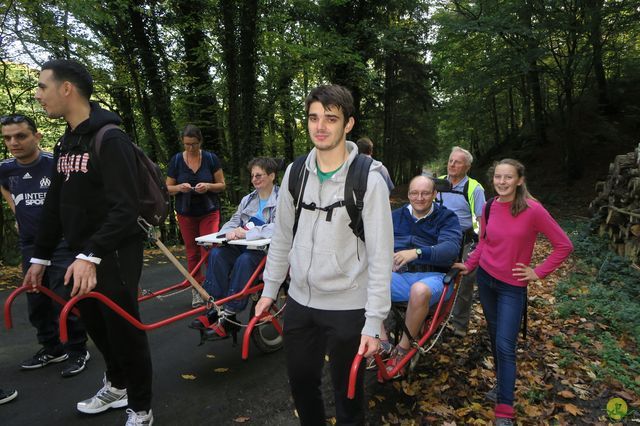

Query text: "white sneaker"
[77, 375, 128, 414]
[125, 408, 154, 425]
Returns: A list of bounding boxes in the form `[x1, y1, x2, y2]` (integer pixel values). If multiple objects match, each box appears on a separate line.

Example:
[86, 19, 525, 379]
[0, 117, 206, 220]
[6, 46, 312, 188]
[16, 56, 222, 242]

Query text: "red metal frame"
[347, 274, 461, 399]
[4, 252, 284, 360]
[3, 285, 81, 329]
[59, 256, 269, 341]
[137, 255, 208, 302]
[241, 305, 285, 360]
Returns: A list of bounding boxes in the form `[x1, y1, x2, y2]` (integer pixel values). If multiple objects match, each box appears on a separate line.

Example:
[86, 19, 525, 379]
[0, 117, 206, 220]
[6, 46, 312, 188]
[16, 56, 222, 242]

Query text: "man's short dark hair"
[356, 137, 373, 155]
[41, 59, 93, 100]
[304, 85, 355, 123]
[1, 114, 38, 133]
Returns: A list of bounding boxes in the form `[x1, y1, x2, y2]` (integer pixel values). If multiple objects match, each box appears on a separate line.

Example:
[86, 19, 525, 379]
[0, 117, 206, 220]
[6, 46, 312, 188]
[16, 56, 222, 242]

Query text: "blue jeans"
[477, 267, 526, 407]
[202, 245, 265, 313]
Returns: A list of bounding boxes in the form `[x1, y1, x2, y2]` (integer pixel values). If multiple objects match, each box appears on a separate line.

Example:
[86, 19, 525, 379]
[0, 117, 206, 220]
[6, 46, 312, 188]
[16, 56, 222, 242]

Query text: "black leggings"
[76, 237, 152, 411]
[283, 297, 366, 426]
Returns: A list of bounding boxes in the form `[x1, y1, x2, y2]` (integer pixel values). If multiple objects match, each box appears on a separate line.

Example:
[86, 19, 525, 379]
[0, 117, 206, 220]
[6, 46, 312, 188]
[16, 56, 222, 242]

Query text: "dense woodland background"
[1, 0, 639, 264]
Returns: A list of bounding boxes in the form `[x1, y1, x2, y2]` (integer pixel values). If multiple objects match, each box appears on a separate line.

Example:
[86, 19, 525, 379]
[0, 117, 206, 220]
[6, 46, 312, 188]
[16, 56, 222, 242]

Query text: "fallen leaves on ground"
[0, 264, 22, 290]
[369, 238, 640, 424]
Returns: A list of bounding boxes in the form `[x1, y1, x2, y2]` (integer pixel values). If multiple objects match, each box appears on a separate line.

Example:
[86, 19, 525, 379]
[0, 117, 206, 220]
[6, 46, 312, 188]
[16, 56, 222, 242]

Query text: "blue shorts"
[390, 272, 451, 306]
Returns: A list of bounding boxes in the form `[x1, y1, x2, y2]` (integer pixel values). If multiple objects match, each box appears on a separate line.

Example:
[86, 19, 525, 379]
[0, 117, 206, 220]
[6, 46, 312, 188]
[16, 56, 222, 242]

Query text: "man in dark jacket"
[24, 59, 153, 426]
[382, 175, 461, 376]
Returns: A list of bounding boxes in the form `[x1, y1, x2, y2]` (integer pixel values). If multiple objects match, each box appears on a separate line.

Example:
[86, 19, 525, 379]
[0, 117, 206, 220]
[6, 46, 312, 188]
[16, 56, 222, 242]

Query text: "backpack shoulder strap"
[462, 179, 470, 205]
[482, 196, 495, 239]
[288, 154, 309, 238]
[92, 124, 124, 155]
[90, 124, 124, 172]
[344, 154, 373, 242]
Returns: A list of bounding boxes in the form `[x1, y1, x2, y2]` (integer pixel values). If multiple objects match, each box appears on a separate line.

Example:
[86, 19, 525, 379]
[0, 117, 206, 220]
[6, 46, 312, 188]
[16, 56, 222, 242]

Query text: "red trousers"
[177, 211, 220, 281]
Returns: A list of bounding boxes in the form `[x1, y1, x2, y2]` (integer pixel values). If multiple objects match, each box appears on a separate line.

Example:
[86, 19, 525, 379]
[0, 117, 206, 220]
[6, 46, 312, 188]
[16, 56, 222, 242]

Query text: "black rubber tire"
[249, 284, 287, 354]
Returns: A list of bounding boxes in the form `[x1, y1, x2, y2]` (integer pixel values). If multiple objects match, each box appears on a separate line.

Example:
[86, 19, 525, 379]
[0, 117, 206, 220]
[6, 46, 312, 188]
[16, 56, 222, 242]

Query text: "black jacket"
[34, 103, 142, 260]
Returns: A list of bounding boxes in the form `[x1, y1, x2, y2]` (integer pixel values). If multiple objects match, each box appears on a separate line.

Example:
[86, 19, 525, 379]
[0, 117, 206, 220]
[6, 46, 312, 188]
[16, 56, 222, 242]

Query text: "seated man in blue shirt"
[380, 175, 461, 375]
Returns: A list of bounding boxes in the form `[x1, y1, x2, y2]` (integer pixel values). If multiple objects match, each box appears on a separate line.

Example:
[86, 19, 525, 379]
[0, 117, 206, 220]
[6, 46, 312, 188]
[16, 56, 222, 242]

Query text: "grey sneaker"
[191, 289, 204, 308]
[61, 350, 90, 378]
[486, 385, 497, 403]
[77, 376, 128, 414]
[20, 346, 68, 369]
[0, 389, 18, 405]
[495, 418, 514, 426]
[366, 341, 394, 370]
[125, 408, 154, 426]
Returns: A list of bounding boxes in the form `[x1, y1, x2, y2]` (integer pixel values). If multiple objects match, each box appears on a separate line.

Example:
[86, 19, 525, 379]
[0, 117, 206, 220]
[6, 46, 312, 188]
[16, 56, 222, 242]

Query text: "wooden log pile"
[590, 143, 640, 265]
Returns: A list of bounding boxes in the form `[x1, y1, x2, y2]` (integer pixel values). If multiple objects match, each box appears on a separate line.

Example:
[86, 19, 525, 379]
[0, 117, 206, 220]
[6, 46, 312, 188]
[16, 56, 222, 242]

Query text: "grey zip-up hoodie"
[262, 141, 393, 337]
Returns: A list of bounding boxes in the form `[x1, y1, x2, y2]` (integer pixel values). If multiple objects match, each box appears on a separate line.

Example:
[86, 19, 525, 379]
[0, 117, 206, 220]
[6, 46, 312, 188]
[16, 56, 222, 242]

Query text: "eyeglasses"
[251, 173, 266, 180]
[183, 142, 201, 148]
[1, 114, 37, 130]
[408, 191, 433, 199]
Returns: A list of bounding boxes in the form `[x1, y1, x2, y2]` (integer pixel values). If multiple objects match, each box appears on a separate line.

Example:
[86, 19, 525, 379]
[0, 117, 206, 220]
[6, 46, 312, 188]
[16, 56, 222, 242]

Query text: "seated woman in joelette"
[192, 157, 279, 329]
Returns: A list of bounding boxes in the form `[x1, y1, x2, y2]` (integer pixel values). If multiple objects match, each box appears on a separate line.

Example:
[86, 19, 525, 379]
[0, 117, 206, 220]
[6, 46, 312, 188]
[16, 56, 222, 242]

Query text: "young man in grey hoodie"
[254, 85, 393, 425]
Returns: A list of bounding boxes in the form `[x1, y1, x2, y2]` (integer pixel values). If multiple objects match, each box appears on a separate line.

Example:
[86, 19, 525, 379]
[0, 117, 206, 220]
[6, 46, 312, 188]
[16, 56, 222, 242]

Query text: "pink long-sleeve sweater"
[464, 198, 573, 287]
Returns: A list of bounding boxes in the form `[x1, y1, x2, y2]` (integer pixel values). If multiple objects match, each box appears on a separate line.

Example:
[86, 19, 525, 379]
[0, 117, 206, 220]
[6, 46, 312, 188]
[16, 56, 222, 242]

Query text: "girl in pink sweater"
[453, 159, 572, 425]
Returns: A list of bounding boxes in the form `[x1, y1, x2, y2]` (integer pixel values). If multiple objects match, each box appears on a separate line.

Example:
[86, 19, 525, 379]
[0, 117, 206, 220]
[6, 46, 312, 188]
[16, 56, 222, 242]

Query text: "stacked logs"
[590, 143, 640, 265]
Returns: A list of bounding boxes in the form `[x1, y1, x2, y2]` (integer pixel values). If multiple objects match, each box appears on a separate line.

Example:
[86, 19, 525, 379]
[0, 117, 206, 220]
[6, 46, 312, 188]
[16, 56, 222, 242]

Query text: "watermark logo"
[607, 397, 628, 421]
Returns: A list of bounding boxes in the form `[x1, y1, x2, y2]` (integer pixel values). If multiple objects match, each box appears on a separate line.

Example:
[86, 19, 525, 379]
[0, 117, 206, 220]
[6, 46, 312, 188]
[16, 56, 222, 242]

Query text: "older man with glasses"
[0, 114, 89, 378]
[376, 175, 462, 377]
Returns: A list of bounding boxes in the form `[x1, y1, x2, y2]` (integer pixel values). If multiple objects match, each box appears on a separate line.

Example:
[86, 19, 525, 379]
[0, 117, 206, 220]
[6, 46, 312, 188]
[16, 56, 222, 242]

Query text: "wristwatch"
[415, 248, 422, 258]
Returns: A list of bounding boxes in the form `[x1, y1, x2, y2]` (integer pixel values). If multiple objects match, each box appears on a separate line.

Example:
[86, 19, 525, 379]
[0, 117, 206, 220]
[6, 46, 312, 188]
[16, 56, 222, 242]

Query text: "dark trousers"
[22, 245, 87, 353]
[203, 245, 265, 312]
[76, 237, 153, 412]
[477, 267, 526, 407]
[450, 240, 477, 331]
[283, 297, 366, 426]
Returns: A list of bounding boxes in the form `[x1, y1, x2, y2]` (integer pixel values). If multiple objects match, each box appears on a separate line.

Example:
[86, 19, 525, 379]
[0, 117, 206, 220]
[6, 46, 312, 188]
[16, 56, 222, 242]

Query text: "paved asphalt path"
[0, 258, 303, 425]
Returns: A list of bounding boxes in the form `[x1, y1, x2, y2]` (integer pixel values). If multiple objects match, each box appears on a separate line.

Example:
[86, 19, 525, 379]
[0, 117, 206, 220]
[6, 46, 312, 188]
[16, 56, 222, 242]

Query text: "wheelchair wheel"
[249, 283, 287, 354]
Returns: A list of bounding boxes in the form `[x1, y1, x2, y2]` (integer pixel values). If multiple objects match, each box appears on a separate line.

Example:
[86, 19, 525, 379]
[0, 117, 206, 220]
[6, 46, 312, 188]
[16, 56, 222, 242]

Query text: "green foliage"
[555, 220, 640, 392]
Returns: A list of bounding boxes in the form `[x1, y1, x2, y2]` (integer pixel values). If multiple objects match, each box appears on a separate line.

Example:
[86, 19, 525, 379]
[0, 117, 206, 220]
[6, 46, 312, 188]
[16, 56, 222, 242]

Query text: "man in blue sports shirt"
[0, 114, 89, 377]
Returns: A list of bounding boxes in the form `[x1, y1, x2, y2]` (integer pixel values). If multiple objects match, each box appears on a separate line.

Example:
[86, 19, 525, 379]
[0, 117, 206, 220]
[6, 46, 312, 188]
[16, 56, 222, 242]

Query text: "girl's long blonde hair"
[489, 158, 535, 216]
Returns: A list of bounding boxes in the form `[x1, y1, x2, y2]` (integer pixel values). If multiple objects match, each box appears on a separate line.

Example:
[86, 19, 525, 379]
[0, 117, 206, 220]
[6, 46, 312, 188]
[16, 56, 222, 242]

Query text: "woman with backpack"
[453, 158, 573, 426]
[166, 124, 226, 308]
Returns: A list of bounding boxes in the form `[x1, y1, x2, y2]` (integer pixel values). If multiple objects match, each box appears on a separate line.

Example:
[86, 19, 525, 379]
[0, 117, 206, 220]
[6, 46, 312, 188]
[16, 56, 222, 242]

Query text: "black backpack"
[482, 196, 495, 239]
[92, 124, 170, 226]
[288, 153, 373, 241]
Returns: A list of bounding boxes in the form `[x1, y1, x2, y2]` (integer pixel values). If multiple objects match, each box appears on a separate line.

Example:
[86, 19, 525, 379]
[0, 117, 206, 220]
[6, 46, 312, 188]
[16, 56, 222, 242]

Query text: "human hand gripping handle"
[64, 259, 97, 297]
[358, 335, 379, 358]
[451, 262, 468, 275]
[512, 262, 539, 282]
[23, 264, 46, 293]
[254, 296, 274, 318]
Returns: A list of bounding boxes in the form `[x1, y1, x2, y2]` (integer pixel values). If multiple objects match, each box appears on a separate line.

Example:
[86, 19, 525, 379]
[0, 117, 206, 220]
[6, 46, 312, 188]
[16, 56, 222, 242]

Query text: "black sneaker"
[61, 351, 91, 378]
[0, 389, 18, 405]
[20, 346, 68, 370]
